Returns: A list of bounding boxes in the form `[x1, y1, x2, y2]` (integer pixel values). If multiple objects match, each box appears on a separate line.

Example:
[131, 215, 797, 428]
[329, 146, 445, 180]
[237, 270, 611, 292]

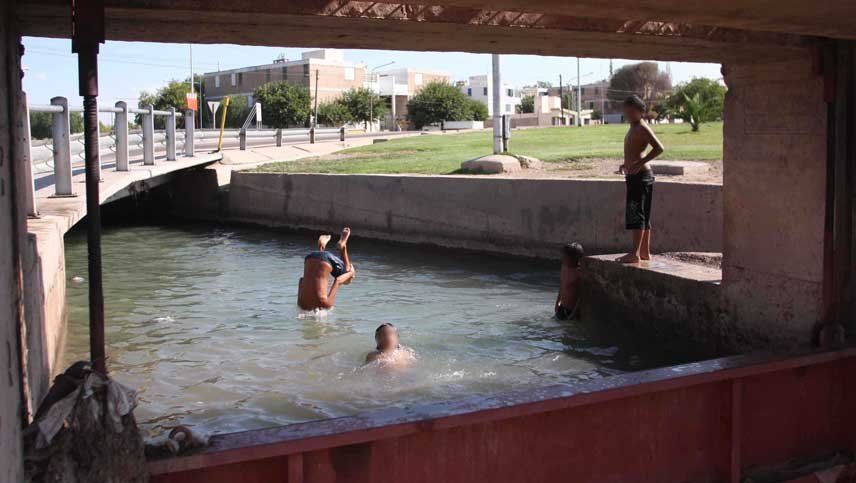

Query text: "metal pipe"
[77, 42, 107, 375]
[143, 104, 155, 165]
[185, 109, 196, 156]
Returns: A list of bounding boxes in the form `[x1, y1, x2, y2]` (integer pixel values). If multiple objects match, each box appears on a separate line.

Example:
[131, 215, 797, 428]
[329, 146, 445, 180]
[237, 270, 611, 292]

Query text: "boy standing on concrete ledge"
[616, 95, 664, 264]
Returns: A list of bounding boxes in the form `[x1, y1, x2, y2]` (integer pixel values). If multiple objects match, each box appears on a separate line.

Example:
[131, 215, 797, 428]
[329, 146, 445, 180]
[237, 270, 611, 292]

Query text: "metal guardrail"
[24, 96, 349, 216]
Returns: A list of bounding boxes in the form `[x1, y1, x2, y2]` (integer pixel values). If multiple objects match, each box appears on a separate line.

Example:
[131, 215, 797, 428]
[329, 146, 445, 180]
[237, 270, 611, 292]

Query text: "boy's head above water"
[623, 95, 646, 122]
[561, 242, 585, 268]
[375, 323, 400, 351]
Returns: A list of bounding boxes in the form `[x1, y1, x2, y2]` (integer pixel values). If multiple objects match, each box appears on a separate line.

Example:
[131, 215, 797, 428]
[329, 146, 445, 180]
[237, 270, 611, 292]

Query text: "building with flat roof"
[202, 49, 367, 108]
[459, 75, 521, 116]
[368, 67, 450, 129]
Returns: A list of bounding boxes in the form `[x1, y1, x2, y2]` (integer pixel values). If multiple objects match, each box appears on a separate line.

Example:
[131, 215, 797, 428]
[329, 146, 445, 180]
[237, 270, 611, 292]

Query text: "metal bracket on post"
[114, 101, 129, 171]
[310, 127, 315, 144]
[165, 107, 176, 161]
[142, 104, 154, 165]
[240, 128, 247, 151]
[50, 96, 75, 197]
[184, 109, 195, 157]
[276, 128, 283, 147]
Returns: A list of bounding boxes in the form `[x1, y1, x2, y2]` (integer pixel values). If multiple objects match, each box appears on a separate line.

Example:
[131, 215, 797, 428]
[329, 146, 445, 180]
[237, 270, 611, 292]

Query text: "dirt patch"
[493, 158, 722, 184]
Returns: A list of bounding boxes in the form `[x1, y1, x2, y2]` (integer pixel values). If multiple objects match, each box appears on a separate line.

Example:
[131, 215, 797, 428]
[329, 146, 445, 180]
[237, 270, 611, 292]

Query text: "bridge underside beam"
[18, 1, 813, 63]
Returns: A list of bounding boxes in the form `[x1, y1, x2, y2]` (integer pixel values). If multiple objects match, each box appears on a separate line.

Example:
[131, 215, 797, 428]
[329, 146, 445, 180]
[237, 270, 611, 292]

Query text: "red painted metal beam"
[149, 347, 856, 482]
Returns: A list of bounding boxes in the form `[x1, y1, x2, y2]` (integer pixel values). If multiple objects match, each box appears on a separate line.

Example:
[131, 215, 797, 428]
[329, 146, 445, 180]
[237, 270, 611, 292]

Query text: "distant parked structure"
[458, 74, 521, 116]
[202, 49, 367, 107]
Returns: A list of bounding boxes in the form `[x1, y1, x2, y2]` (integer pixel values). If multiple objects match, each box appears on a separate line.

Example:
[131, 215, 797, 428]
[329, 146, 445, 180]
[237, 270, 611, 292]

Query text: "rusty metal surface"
[149, 346, 856, 482]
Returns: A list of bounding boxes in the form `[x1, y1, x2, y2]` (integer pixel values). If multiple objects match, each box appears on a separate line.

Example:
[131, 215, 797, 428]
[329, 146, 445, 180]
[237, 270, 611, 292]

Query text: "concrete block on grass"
[461, 155, 522, 174]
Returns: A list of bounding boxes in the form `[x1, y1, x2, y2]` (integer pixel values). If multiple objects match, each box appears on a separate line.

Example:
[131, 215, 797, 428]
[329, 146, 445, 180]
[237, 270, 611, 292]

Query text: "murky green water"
[63, 223, 681, 438]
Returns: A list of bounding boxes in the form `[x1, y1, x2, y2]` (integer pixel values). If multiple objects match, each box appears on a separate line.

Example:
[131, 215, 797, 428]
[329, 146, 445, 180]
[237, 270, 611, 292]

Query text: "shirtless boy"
[617, 95, 665, 264]
[297, 228, 356, 310]
[555, 242, 583, 320]
[365, 323, 415, 366]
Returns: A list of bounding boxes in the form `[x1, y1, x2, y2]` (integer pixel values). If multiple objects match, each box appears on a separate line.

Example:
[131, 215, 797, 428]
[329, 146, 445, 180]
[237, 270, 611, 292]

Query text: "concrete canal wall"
[226, 173, 723, 258]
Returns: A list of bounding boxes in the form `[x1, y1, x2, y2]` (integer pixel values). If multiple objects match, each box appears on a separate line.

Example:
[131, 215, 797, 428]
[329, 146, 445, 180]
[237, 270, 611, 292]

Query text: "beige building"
[202, 49, 367, 107]
[369, 67, 450, 128]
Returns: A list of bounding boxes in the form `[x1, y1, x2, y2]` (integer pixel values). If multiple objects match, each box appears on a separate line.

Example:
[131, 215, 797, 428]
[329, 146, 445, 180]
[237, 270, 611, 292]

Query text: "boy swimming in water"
[555, 242, 583, 320]
[297, 227, 356, 311]
[365, 323, 414, 366]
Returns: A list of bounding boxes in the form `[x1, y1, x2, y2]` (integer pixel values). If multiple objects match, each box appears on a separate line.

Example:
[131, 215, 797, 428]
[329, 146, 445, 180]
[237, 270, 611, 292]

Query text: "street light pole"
[576, 57, 582, 127]
[369, 61, 395, 132]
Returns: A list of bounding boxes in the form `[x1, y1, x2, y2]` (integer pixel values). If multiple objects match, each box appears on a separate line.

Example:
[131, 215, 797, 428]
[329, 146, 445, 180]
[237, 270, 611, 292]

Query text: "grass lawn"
[252, 122, 723, 175]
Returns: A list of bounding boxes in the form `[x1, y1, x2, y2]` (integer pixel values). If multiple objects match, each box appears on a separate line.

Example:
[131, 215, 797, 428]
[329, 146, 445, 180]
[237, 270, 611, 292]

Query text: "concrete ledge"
[650, 160, 710, 176]
[581, 254, 734, 356]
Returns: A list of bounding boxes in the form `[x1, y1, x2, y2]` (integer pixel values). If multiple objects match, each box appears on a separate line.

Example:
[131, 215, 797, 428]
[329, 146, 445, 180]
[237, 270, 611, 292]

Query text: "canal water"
[63, 223, 684, 438]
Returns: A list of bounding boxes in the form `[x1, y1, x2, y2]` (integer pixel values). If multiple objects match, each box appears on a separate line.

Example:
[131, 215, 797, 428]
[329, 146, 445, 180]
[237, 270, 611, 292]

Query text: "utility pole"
[189, 44, 196, 128]
[492, 54, 503, 153]
[313, 69, 319, 127]
[576, 57, 582, 127]
[558, 74, 564, 125]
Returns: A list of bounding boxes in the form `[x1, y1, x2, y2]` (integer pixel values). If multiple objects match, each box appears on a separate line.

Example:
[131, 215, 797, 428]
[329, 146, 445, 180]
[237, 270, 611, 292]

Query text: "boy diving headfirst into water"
[298, 228, 356, 311]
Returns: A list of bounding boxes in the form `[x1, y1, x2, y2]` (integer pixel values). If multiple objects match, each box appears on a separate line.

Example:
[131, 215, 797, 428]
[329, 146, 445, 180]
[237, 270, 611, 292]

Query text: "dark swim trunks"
[305, 251, 346, 277]
[625, 169, 655, 230]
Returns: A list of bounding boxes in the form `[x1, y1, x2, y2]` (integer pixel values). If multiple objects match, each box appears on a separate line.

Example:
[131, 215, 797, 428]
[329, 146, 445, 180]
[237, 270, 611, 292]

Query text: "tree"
[666, 78, 726, 131]
[29, 111, 84, 140]
[252, 81, 312, 128]
[406, 81, 481, 129]
[136, 78, 199, 129]
[607, 62, 672, 116]
[317, 100, 352, 126]
[340, 87, 388, 129]
[517, 94, 535, 114]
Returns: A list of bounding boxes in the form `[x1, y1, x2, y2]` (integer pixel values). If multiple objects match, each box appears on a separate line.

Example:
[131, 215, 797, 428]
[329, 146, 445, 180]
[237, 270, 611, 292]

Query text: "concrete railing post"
[239, 128, 247, 150]
[310, 127, 315, 144]
[51, 96, 74, 197]
[276, 128, 282, 147]
[23, 96, 38, 216]
[184, 109, 195, 156]
[165, 107, 177, 161]
[142, 104, 155, 165]
[114, 101, 129, 171]
[339, 126, 345, 142]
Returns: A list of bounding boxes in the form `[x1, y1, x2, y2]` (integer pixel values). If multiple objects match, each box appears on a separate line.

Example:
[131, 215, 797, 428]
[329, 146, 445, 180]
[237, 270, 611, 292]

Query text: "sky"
[22, 36, 722, 109]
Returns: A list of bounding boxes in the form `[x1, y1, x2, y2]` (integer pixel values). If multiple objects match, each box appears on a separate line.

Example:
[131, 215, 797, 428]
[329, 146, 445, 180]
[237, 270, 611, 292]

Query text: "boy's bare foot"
[616, 253, 640, 264]
[337, 227, 351, 251]
[318, 235, 332, 250]
[640, 253, 652, 261]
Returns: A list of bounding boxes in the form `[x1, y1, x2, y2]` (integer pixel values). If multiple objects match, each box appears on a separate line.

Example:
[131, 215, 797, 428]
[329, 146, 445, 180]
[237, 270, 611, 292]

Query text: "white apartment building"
[459, 75, 521, 116]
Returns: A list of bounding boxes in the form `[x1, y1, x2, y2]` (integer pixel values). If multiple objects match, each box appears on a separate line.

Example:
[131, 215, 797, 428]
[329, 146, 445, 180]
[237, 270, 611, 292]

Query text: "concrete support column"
[276, 128, 282, 147]
[491, 54, 503, 154]
[165, 107, 176, 161]
[114, 101, 129, 171]
[50, 96, 74, 197]
[184, 109, 195, 156]
[142, 104, 154, 165]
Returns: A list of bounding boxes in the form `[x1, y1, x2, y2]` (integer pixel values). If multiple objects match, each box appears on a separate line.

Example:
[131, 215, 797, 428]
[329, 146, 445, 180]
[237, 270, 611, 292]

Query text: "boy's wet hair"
[561, 242, 585, 266]
[375, 323, 397, 350]
[623, 95, 646, 113]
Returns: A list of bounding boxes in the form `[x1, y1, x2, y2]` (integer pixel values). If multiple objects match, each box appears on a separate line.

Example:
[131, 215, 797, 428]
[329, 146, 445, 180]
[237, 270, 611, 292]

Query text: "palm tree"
[680, 93, 715, 132]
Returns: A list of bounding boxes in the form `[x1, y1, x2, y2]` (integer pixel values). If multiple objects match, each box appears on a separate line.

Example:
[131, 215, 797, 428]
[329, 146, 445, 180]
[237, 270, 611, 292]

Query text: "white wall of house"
[459, 75, 521, 115]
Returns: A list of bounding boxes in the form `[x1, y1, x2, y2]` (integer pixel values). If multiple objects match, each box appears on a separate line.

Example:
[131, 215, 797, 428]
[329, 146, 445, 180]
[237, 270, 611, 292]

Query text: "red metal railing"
[149, 346, 856, 483]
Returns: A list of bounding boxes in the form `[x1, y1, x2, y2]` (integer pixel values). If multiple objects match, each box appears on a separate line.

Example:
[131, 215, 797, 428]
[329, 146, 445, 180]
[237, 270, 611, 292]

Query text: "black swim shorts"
[625, 169, 655, 230]
[305, 250, 346, 277]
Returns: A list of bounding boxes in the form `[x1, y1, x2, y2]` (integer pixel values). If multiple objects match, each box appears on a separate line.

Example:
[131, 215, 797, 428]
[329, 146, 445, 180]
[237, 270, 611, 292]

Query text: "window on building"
[483, 87, 488, 96]
[230, 73, 236, 86]
[581, 87, 586, 95]
[415, 73, 423, 85]
[505, 104, 512, 113]
[265, 70, 271, 83]
[237, 73, 243, 85]
[214, 75, 220, 88]
[281, 66, 288, 80]
[303, 64, 310, 77]
[467, 88, 472, 97]
[507, 88, 513, 97]
[590, 102, 595, 109]
[595, 87, 600, 95]
[344, 67, 355, 81]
